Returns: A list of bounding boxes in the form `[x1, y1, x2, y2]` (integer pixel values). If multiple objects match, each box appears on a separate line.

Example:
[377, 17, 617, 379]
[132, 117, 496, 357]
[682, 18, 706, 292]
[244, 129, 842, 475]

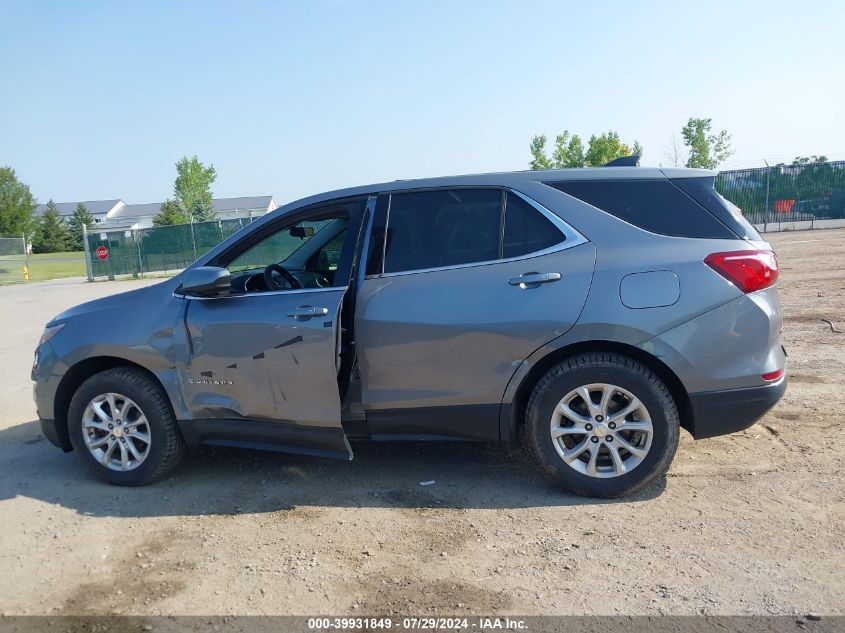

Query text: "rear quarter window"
[548, 179, 736, 239]
[671, 177, 762, 240]
[503, 192, 564, 258]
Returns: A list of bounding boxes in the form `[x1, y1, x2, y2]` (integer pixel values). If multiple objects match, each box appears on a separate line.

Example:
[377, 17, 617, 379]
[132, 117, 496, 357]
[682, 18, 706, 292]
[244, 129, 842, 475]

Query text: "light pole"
[189, 212, 198, 260]
[82, 224, 93, 282]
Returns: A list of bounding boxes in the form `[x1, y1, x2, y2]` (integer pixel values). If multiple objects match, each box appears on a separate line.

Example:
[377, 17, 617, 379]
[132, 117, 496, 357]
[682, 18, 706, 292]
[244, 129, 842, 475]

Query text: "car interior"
[223, 216, 349, 293]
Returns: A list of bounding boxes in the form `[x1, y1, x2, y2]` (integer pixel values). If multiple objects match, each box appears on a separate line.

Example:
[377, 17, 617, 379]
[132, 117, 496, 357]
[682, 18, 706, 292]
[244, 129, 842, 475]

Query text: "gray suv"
[33, 166, 786, 497]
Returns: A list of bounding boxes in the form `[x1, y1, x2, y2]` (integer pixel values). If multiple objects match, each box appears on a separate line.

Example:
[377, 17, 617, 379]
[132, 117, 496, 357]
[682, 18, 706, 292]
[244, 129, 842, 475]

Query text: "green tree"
[632, 141, 644, 159]
[792, 155, 828, 165]
[530, 130, 641, 169]
[792, 157, 836, 201]
[66, 203, 95, 251]
[552, 131, 586, 168]
[174, 155, 217, 221]
[584, 130, 640, 166]
[681, 118, 733, 169]
[32, 200, 71, 253]
[0, 166, 37, 238]
[529, 135, 552, 170]
[152, 199, 189, 226]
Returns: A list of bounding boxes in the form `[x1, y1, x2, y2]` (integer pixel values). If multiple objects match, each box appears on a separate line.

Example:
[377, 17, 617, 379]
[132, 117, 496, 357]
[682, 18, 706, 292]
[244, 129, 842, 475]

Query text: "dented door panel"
[182, 287, 349, 456]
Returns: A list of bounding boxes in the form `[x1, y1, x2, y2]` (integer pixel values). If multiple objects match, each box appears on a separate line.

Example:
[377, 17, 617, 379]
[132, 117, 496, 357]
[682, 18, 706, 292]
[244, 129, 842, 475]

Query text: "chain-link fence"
[0, 236, 27, 284]
[84, 217, 257, 280]
[717, 159, 845, 228]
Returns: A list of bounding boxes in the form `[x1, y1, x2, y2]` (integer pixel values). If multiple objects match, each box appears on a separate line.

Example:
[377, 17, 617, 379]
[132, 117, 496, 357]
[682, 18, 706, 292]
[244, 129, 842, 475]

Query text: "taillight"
[762, 369, 783, 381]
[704, 249, 778, 293]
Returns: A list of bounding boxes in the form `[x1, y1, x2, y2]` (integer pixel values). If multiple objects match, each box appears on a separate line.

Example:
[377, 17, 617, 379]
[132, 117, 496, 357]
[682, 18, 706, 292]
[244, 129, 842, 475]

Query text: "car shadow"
[0, 419, 665, 517]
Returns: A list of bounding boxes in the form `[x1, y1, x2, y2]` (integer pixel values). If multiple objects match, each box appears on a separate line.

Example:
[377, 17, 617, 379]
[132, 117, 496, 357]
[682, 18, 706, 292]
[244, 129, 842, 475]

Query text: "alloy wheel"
[550, 383, 653, 478]
[81, 392, 152, 472]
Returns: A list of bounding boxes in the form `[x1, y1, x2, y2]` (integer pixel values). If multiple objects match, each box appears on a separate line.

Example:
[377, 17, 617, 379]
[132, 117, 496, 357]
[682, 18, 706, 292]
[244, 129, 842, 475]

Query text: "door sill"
[179, 418, 352, 460]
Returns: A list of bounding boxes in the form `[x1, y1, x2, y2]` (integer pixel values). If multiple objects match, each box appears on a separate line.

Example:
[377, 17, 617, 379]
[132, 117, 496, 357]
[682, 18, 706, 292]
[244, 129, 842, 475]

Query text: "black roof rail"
[603, 155, 640, 167]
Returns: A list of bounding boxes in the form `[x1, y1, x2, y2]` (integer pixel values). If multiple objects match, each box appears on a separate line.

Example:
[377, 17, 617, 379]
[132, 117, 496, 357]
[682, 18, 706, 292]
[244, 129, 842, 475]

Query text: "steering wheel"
[264, 263, 303, 290]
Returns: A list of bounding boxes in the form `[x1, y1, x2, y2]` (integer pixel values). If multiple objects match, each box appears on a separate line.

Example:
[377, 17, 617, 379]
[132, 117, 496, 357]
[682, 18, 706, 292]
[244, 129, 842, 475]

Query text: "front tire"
[525, 352, 680, 498]
[67, 367, 185, 485]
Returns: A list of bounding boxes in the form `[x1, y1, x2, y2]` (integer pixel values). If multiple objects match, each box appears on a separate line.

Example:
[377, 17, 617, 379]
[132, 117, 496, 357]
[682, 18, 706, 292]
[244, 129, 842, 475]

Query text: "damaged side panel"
[180, 287, 351, 459]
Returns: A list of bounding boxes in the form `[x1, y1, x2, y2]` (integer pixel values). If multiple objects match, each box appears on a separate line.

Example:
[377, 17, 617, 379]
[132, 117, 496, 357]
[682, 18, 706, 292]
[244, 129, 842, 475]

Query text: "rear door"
[354, 188, 596, 439]
[180, 198, 370, 459]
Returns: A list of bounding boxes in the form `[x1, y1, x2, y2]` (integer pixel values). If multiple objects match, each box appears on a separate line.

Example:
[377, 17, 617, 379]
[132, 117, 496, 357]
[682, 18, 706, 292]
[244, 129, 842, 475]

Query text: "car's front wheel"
[67, 367, 185, 485]
[525, 352, 680, 498]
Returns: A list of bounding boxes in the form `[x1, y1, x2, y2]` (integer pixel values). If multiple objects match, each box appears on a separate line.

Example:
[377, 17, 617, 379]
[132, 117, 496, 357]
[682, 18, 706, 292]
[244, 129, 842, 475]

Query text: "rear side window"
[384, 189, 501, 273]
[503, 193, 564, 258]
[671, 177, 761, 240]
[548, 179, 736, 239]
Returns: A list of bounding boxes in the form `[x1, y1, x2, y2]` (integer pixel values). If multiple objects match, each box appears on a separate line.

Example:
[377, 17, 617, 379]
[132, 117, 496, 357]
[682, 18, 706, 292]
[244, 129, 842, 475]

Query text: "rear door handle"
[287, 305, 329, 319]
[509, 272, 562, 288]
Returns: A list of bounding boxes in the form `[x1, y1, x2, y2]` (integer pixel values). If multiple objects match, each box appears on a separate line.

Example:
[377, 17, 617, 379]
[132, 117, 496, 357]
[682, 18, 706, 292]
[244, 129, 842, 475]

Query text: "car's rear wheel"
[525, 352, 679, 498]
[67, 367, 185, 485]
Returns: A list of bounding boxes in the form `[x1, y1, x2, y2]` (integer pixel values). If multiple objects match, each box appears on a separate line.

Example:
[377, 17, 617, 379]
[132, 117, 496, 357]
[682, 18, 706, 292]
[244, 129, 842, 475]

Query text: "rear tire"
[68, 367, 185, 486]
[525, 352, 679, 498]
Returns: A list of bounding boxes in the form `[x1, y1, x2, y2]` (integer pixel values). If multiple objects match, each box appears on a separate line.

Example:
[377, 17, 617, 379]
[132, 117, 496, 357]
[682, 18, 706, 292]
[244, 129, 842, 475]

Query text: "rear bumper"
[687, 375, 787, 439]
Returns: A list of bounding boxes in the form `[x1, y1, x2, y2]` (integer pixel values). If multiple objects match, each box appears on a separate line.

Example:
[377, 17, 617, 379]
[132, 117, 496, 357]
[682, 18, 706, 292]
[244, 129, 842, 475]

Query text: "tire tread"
[68, 367, 184, 485]
[524, 352, 679, 498]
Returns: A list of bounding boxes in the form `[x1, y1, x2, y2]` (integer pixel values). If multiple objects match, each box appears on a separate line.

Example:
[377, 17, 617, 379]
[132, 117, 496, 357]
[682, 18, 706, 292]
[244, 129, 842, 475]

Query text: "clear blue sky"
[2, 0, 843, 206]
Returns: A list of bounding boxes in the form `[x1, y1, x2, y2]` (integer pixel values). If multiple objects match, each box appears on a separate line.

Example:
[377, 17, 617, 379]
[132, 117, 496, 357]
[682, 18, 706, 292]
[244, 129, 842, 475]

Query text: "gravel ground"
[0, 230, 842, 616]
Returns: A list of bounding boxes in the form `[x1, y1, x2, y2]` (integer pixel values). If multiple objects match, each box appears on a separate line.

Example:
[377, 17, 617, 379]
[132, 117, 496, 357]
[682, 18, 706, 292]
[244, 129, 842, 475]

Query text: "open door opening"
[179, 196, 375, 460]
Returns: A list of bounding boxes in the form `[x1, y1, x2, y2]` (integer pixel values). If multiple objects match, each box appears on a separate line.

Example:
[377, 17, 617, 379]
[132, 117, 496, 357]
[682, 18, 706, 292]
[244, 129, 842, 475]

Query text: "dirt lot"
[0, 230, 843, 617]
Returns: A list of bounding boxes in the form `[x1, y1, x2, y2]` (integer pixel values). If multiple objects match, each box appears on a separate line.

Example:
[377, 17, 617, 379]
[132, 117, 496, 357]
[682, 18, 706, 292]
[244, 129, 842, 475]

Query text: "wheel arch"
[503, 340, 693, 443]
[53, 356, 176, 451]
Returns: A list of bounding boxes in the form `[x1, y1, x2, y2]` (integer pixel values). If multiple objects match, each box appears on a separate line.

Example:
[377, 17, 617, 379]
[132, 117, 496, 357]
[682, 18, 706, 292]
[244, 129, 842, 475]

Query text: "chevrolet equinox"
[33, 165, 787, 497]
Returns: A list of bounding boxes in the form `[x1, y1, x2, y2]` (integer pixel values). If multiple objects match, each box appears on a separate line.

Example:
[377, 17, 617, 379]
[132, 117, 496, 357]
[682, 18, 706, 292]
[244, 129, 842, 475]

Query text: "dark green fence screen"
[716, 159, 845, 226]
[85, 217, 257, 279]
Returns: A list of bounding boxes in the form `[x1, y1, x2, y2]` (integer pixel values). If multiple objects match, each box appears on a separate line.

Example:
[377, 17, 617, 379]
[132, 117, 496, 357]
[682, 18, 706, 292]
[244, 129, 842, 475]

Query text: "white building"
[35, 199, 124, 224]
[37, 196, 277, 230]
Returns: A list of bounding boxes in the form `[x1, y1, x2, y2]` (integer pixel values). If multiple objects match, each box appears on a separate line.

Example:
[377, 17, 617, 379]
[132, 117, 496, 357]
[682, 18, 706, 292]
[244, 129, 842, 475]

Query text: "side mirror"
[179, 266, 231, 297]
[289, 226, 315, 239]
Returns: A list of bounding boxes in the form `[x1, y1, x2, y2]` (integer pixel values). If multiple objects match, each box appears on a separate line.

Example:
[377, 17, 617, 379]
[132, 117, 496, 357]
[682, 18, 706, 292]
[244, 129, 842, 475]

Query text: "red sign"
[774, 199, 796, 214]
[95, 246, 109, 260]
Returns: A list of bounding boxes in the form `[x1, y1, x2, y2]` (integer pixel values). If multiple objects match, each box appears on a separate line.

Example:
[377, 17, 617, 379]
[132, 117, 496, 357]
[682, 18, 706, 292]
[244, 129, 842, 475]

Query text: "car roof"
[274, 166, 716, 214]
[197, 165, 716, 268]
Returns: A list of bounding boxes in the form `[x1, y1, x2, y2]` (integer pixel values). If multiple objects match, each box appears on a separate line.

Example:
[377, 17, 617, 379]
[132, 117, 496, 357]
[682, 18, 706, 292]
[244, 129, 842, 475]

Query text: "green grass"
[0, 251, 86, 284]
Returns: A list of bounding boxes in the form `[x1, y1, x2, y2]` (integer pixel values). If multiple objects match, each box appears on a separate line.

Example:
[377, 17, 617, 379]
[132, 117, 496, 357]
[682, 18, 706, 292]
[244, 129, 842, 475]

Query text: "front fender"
[39, 280, 191, 423]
